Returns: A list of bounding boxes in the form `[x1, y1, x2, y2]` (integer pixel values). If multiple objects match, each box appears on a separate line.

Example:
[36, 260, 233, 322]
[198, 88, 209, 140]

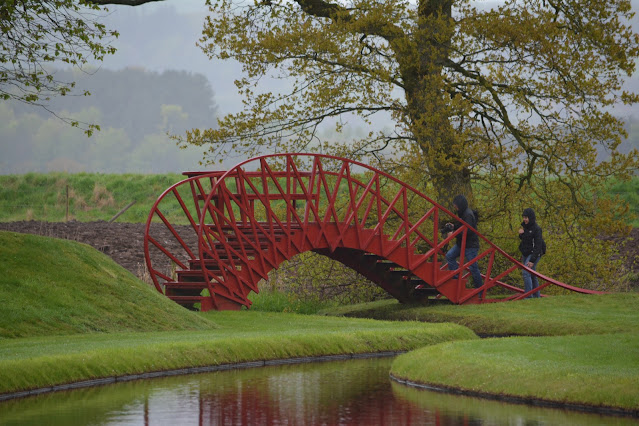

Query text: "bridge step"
[176, 269, 223, 280]
[220, 222, 303, 232]
[167, 295, 208, 304]
[187, 259, 224, 270]
[165, 282, 208, 291]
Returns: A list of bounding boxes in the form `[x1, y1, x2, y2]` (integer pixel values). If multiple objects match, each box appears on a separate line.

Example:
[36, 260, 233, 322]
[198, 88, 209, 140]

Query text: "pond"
[0, 357, 634, 425]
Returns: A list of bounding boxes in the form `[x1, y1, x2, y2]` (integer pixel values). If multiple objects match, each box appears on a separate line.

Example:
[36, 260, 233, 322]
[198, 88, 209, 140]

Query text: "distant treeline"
[0, 68, 218, 174]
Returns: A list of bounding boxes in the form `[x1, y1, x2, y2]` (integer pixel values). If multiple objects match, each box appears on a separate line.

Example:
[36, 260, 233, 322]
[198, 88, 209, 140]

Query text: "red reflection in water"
[189, 375, 475, 425]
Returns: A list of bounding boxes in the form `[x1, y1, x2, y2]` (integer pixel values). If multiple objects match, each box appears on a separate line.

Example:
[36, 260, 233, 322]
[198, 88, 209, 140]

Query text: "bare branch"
[87, 0, 164, 5]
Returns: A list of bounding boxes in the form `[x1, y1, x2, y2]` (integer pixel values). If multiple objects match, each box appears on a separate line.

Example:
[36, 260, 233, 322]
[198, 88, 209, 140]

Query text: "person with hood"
[518, 208, 543, 298]
[444, 194, 483, 295]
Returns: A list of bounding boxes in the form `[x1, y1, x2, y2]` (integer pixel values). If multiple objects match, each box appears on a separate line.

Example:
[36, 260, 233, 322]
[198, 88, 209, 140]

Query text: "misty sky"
[95, 0, 515, 116]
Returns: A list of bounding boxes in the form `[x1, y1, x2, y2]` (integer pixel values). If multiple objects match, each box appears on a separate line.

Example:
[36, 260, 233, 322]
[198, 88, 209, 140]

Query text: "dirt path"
[0, 221, 191, 279]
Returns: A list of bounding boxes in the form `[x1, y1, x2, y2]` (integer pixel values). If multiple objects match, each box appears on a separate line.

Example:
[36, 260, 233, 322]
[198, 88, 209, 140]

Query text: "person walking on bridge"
[445, 195, 483, 296]
[519, 208, 543, 298]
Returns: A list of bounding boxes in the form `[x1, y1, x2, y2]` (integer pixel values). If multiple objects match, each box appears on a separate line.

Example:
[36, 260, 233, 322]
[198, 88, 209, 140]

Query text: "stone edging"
[0, 351, 404, 402]
[389, 373, 639, 419]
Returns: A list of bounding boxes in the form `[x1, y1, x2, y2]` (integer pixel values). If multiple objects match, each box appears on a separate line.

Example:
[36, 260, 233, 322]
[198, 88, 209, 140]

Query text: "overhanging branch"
[87, 0, 164, 5]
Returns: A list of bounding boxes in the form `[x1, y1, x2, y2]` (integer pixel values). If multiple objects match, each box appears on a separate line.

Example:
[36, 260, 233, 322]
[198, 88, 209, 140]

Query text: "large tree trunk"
[404, 0, 472, 205]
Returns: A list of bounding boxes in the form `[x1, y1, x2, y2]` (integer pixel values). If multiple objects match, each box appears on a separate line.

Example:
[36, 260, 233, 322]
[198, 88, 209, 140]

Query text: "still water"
[0, 357, 635, 425]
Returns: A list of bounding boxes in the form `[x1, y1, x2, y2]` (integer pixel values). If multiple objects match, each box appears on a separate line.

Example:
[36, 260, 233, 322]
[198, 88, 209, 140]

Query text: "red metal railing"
[144, 153, 600, 311]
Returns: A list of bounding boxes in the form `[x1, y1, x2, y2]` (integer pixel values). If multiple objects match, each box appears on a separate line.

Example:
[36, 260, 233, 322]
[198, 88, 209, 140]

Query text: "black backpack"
[538, 226, 546, 255]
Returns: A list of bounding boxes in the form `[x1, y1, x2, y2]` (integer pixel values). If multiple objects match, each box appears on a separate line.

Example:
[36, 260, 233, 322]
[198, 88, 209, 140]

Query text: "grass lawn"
[2, 229, 638, 414]
[321, 293, 639, 336]
[0, 231, 476, 396]
[322, 294, 639, 413]
[391, 332, 639, 411]
[0, 231, 215, 338]
[0, 312, 475, 395]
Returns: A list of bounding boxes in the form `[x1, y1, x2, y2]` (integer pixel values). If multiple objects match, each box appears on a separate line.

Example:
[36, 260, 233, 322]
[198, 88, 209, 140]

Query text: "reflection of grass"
[322, 293, 639, 336]
[391, 333, 639, 411]
[0, 357, 395, 426]
[0, 378, 153, 426]
[390, 380, 639, 425]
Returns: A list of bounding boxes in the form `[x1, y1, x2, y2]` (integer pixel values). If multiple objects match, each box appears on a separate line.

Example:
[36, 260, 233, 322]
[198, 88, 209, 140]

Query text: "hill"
[0, 231, 216, 339]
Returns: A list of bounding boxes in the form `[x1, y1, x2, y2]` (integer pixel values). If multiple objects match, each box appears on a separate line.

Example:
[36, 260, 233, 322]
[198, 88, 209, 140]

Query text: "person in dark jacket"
[444, 195, 483, 295]
[519, 208, 543, 298]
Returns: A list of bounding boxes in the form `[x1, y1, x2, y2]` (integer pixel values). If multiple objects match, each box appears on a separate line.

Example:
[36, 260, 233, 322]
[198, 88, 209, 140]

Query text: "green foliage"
[262, 252, 389, 307]
[191, 0, 639, 293]
[249, 289, 339, 314]
[0, 230, 216, 338]
[0, 0, 117, 133]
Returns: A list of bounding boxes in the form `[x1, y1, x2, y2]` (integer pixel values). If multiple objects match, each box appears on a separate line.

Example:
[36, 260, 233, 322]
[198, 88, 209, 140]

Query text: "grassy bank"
[2, 226, 638, 413]
[0, 231, 215, 338]
[391, 332, 639, 412]
[0, 172, 184, 223]
[322, 294, 639, 336]
[0, 232, 477, 396]
[322, 297, 639, 413]
[0, 312, 476, 395]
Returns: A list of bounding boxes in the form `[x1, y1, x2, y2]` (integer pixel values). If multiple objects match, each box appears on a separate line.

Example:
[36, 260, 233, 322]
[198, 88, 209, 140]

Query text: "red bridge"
[143, 153, 598, 311]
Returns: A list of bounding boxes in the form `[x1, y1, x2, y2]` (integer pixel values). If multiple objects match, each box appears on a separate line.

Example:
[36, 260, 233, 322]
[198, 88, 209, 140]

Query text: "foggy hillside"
[0, 68, 219, 174]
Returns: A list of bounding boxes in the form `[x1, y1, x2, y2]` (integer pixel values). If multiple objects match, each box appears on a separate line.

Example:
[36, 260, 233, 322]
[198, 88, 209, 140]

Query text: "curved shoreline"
[389, 373, 639, 418]
[0, 351, 403, 402]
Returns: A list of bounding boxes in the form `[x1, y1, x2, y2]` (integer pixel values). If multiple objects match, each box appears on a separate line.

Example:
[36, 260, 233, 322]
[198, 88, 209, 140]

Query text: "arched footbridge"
[143, 153, 599, 311]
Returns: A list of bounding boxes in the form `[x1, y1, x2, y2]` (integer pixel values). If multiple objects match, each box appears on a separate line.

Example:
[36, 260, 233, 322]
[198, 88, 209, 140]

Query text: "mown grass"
[321, 293, 639, 336]
[391, 332, 639, 411]
[0, 172, 184, 223]
[322, 295, 639, 412]
[2, 222, 638, 412]
[248, 289, 340, 314]
[0, 232, 477, 395]
[0, 312, 476, 395]
[0, 231, 216, 338]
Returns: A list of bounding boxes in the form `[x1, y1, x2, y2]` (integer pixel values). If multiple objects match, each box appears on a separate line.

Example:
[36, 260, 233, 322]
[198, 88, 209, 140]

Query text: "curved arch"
[144, 154, 601, 311]
[143, 171, 227, 310]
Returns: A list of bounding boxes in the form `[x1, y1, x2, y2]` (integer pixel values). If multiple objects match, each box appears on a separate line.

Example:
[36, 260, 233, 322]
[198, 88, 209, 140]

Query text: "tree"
[190, 0, 639, 199]
[0, 0, 161, 133]
[186, 0, 639, 289]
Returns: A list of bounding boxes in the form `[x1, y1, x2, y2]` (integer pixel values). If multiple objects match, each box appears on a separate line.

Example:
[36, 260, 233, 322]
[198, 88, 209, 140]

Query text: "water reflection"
[0, 358, 634, 425]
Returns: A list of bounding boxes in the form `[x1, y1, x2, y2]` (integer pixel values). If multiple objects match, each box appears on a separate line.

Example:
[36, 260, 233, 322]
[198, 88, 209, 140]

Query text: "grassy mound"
[0, 312, 477, 394]
[0, 232, 477, 395]
[322, 293, 639, 413]
[391, 332, 639, 412]
[321, 293, 639, 336]
[0, 231, 215, 338]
